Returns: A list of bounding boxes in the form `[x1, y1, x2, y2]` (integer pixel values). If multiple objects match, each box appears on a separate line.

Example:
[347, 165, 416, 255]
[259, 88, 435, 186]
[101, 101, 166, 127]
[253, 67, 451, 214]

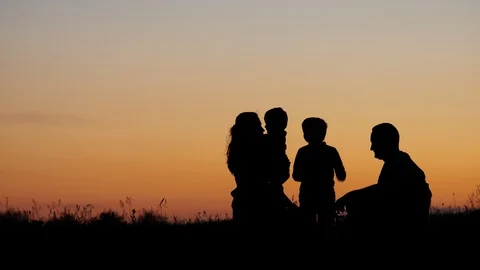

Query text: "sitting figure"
[336, 123, 432, 234]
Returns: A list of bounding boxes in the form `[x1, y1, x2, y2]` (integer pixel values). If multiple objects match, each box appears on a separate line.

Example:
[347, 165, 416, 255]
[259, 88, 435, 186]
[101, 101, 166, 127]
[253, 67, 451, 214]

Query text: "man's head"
[302, 117, 327, 144]
[370, 123, 400, 160]
[264, 107, 288, 132]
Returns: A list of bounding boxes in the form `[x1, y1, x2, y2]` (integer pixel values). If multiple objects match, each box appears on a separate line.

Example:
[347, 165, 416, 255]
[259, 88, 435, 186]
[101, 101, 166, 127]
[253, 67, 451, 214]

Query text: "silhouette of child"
[263, 108, 297, 216]
[292, 117, 346, 231]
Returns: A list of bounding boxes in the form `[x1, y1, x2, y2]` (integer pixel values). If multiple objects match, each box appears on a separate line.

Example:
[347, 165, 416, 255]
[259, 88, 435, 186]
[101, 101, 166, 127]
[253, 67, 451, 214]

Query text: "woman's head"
[231, 112, 264, 138]
[226, 112, 264, 174]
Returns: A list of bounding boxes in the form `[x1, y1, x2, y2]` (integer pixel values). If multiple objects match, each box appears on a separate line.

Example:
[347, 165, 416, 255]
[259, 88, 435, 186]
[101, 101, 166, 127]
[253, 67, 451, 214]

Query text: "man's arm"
[337, 184, 378, 209]
[356, 184, 378, 195]
[332, 148, 346, 181]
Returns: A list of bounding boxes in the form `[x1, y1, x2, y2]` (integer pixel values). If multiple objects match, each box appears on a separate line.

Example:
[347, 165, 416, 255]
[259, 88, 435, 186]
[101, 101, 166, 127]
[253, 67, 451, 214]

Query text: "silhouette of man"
[336, 123, 432, 233]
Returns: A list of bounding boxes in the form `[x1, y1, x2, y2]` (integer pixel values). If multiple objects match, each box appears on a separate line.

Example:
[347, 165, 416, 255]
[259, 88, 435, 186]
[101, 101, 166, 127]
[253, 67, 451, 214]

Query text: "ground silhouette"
[1, 192, 480, 251]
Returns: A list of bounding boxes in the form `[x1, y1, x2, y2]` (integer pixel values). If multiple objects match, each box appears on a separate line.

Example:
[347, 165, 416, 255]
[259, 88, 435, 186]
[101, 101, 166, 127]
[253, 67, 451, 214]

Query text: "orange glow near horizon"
[1, 1, 479, 219]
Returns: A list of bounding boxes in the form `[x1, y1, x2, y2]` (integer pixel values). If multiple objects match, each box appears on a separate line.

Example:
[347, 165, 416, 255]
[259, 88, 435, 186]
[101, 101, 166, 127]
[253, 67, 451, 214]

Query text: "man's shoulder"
[394, 151, 416, 166]
[389, 151, 426, 180]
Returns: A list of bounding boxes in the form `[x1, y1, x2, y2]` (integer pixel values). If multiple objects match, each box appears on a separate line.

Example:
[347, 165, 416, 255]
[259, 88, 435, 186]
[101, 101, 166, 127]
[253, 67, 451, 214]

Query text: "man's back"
[377, 151, 432, 223]
[378, 151, 428, 193]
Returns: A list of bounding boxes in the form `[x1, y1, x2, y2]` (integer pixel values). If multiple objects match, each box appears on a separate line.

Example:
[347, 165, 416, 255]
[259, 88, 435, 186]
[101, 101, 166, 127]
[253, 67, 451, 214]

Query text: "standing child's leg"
[316, 192, 336, 236]
[317, 205, 336, 233]
[299, 196, 318, 233]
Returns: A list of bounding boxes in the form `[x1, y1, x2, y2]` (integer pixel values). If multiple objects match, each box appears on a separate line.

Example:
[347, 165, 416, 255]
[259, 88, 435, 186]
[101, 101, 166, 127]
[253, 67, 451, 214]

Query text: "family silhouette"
[226, 108, 432, 236]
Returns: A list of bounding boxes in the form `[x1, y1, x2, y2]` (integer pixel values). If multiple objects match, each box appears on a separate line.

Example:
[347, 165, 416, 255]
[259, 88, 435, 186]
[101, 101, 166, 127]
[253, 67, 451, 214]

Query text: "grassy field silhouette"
[2, 185, 479, 257]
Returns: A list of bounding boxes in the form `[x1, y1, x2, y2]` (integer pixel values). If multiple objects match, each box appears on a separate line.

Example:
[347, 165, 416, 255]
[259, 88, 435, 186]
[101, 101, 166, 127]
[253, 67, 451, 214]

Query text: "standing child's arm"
[292, 148, 306, 182]
[332, 147, 346, 181]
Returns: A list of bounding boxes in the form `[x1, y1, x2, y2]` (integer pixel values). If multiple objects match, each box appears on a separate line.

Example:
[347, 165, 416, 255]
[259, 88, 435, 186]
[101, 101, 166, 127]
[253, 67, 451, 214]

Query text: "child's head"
[302, 117, 327, 143]
[264, 107, 288, 132]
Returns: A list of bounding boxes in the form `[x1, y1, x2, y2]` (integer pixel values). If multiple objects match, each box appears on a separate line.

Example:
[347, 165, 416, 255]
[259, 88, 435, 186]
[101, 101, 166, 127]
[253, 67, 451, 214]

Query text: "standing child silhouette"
[292, 117, 346, 232]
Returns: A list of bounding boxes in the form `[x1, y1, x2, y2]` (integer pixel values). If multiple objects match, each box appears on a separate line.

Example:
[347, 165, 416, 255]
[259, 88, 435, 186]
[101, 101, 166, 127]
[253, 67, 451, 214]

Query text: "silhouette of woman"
[227, 112, 270, 226]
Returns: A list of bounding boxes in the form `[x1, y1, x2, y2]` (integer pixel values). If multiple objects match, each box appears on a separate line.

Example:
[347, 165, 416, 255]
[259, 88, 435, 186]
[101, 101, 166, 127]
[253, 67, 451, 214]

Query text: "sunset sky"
[1, 0, 479, 219]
